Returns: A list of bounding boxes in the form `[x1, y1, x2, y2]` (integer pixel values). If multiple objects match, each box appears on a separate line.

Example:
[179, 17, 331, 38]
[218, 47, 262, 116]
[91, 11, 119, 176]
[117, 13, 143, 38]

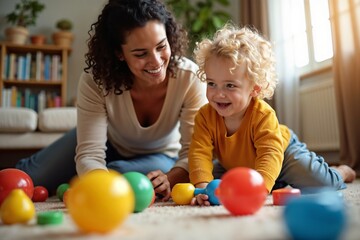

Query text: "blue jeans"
[16, 128, 177, 192]
[213, 131, 346, 191]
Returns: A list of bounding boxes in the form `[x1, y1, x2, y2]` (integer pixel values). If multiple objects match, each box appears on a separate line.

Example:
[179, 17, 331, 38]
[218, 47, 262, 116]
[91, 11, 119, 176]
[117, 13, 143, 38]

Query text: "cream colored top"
[75, 57, 207, 176]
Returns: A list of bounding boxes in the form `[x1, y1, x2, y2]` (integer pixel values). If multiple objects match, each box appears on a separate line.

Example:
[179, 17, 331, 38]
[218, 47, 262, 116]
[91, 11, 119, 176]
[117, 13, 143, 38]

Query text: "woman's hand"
[147, 167, 190, 202]
[147, 170, 171, 201]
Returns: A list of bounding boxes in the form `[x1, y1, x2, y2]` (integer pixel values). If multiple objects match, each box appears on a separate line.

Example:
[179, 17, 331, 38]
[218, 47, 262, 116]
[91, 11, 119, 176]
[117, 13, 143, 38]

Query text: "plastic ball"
[0, 168, 34, 206]
[215, 167, 267, 215]
[32, 186, 49, 202]
[171, 183, 195, 205]
[0, 189, 35, 224]
[123, 172, 154, 212]
[284, 190, 347, 240]
[62, 188, 71, 208]
[67, 170, 134, 233]
[56, 183, 70, 202]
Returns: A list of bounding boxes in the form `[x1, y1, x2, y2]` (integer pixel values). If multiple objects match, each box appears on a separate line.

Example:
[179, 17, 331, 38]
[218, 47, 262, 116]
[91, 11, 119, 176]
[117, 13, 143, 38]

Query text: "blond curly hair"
[193, 23, 278, 100]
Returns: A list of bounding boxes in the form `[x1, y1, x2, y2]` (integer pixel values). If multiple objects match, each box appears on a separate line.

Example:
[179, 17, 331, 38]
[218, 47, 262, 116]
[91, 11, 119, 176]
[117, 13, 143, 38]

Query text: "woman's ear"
[251, 85, 261, 97]
[116, 51, 124, 61]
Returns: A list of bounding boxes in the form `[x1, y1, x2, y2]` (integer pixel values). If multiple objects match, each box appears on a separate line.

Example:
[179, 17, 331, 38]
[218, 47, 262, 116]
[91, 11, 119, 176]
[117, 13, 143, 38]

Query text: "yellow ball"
[67, 170, 134, 233]
[171, 183, 195, 205]
[0, 189, 35, 224]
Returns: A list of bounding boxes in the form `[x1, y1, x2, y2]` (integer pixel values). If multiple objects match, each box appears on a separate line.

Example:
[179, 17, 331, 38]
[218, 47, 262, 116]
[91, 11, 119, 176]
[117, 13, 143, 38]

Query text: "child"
[188, 23, 356, 206]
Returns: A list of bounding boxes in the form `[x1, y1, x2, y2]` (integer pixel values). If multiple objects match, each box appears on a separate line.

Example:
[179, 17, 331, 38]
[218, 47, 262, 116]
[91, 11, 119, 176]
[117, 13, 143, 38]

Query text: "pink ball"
[215, 167, 267, 215]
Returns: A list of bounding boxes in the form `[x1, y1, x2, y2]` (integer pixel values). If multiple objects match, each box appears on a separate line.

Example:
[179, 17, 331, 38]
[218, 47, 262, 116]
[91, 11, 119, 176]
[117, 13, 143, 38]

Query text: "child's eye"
[226, 84, 235, 89]
[207, 82, 216, 87]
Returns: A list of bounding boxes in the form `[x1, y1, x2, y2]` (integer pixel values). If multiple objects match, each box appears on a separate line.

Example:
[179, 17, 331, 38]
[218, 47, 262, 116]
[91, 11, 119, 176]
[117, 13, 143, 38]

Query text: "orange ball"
[67, 170, 134, 233]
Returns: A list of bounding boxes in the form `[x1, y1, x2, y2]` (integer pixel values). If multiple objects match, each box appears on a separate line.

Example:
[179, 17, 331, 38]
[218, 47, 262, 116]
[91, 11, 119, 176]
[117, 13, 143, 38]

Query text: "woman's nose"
[149, 52, 161, 65]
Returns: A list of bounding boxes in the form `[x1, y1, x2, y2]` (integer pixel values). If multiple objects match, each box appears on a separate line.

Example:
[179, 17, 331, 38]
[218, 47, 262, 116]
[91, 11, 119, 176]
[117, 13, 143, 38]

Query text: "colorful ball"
[171, 183, 195, 205]
[56, 183, 70, 201]
[0, 189, 35, 224]
[0, 168, 34, 206]
[284, 190, 347, 240]
[215, 167, 267, 215]
[67, 170, 135, 233]
[32, 186, 49, 202]
[123, 172, 154, 212]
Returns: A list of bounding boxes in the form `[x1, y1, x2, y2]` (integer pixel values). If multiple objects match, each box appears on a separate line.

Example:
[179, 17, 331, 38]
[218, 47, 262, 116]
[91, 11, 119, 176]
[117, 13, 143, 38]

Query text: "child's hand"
[190, 194, 211, 206]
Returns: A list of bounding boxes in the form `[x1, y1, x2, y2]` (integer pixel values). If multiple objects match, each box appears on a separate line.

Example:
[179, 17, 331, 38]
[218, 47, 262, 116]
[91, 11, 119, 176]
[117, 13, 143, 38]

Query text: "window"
[291, 0, 333, 74]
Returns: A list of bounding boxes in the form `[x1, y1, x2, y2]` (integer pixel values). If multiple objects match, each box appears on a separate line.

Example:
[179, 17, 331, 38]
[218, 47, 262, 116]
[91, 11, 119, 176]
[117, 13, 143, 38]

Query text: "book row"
[2, 86, 62, 112]
[3, 51, 62, 82]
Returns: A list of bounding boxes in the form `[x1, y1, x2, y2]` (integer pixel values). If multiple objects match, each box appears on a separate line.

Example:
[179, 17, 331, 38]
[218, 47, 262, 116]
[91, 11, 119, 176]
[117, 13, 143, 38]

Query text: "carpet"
[1, 179, 359, 240]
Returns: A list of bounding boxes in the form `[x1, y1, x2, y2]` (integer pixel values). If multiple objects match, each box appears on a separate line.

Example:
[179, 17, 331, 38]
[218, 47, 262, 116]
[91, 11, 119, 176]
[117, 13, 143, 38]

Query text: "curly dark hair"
[84, 0, 188, 95]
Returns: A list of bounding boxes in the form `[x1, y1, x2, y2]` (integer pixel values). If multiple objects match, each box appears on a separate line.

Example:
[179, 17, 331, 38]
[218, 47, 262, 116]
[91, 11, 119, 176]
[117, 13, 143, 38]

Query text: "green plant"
[56, 19, 73, 31]
[6, 0, 45, 28]
[166, 0, 231, 55]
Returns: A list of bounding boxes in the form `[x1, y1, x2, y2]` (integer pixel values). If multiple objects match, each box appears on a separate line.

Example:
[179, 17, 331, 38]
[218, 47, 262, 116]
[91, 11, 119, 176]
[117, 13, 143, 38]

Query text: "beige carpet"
[1, 179, 359, 240]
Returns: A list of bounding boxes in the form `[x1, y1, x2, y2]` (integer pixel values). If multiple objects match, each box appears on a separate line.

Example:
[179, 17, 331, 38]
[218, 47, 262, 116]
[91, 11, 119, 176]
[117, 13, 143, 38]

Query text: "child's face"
[204, 55, 258, 119]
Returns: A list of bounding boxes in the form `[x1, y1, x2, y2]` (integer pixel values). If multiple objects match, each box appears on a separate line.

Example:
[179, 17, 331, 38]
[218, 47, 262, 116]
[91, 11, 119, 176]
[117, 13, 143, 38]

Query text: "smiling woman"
[14, 0, 208, 199]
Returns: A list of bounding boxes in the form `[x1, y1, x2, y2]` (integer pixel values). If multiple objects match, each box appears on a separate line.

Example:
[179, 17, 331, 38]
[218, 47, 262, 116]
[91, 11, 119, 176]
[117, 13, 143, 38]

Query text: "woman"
[16, 0, 207, 201]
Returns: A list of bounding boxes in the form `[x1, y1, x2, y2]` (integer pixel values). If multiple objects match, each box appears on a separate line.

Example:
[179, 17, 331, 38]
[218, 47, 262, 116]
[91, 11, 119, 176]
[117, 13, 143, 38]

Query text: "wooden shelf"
[0, 42, 69, 110]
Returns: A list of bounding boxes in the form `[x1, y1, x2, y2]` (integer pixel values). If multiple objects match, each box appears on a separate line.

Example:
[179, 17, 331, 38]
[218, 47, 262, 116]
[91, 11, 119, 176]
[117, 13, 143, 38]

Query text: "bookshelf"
[0, 42, 69, 112]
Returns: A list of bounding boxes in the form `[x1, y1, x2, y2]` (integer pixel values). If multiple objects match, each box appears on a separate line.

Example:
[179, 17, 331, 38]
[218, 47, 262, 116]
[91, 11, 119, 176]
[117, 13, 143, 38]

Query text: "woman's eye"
[134, 53, 146, 58]
[157, 44, 166, 50]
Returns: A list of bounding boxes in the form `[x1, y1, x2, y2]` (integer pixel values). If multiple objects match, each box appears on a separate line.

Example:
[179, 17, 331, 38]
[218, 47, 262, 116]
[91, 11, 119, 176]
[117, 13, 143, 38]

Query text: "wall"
[299, 68, 340, 164]
[0, 0, 239, 105]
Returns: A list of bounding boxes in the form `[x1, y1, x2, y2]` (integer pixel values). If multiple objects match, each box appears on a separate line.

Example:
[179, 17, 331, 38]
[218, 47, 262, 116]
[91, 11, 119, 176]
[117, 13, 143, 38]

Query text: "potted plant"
[5, 0, 45, 45]
[52, 19, 74, 48]
[165, 0, 231, 57]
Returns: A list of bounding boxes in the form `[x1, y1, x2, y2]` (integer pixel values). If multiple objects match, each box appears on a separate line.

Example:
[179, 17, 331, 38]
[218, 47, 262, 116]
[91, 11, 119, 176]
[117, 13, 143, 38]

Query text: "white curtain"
[267, 0, 300, 133]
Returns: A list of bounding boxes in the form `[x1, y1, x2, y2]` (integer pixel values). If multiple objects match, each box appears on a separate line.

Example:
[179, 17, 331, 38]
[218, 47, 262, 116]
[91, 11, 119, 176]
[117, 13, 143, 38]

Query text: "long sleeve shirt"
[189, 98, 291, 192]
[75, 57, 207, 176]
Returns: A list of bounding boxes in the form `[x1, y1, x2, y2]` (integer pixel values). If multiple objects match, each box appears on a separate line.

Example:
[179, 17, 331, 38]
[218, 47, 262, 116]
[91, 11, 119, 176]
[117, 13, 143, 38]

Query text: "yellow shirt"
[189, 98, 291, 192]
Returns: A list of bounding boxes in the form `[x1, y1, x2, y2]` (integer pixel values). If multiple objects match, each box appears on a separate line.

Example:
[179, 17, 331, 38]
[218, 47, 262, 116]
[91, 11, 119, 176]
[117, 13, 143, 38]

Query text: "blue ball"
[284, 189, 347, 240]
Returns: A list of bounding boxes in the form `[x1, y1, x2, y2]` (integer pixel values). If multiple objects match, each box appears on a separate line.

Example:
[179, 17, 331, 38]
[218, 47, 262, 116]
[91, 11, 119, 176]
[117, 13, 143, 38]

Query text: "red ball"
[32, 186, 49, 202]
[215, 167, 267, 216]
[0, 168, 34, 206]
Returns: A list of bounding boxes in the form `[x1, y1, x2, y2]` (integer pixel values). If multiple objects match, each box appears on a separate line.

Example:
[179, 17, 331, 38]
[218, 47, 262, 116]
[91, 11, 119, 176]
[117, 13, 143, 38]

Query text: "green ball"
[123, 172, 154, 213]
[56, 183, 70, 201]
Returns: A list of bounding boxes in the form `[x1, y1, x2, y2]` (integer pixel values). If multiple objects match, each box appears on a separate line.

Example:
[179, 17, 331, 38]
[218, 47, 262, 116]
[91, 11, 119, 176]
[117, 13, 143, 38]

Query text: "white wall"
[0, 0, 239, 105]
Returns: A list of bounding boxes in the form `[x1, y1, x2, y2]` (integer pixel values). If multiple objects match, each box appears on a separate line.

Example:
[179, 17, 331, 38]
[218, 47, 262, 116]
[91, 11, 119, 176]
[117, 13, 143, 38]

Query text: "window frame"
[297, 0, 333, 76]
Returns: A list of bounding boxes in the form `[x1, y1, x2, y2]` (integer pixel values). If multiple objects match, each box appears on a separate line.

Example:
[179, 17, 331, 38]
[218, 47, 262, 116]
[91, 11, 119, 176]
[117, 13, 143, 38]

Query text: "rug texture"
[0, 179, 359, 240]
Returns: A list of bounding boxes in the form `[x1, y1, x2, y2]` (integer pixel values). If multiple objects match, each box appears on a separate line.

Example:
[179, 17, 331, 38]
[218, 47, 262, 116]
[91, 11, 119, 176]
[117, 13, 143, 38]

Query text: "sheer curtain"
[239, 0, 279, 114]
[266, 0, 300, 133]
[329, 0, 360, 174]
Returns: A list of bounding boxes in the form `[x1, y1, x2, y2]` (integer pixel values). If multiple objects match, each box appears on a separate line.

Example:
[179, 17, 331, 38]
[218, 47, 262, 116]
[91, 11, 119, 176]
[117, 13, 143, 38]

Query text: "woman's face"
[120, 20, 171, 88]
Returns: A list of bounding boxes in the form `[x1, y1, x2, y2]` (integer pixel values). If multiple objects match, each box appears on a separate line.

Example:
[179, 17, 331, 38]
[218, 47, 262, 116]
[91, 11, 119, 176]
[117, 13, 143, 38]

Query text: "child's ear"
[251, 85, 261, 97]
